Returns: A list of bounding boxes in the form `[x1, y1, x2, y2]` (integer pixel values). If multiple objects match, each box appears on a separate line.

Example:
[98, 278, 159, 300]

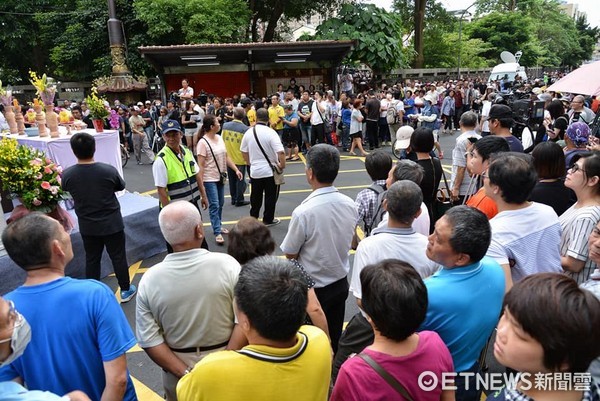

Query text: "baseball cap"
[488, 104, 514, 120]
[565, 122, 590, 146]
[241, 98, 252, 106]
[137, 102, 144, 107]
[161, 120, 182, 135]
[394, 126, 415, 150]
[424, 94, 435, 104]
[133, 106, 140, 112]
[145, 100, 151, 105]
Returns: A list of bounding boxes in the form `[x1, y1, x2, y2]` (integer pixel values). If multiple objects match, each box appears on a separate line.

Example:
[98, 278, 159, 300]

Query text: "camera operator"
[338, 67, 354, 97]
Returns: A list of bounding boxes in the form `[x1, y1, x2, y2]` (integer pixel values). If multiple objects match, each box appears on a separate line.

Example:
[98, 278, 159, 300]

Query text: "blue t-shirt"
[283, 111, 299, 132]
[0, 278, 137, 401]
[341, 108, 352, 126]
[419, 257, 505, 372]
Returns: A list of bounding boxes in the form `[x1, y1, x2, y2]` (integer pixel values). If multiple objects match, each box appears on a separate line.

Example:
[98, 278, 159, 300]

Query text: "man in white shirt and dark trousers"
[241, 108, 286, 226]
[281, 144, 358, 352]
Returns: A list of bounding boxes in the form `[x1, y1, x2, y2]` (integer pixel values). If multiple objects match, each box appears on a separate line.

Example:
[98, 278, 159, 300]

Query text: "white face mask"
[0, 309, 31, 367]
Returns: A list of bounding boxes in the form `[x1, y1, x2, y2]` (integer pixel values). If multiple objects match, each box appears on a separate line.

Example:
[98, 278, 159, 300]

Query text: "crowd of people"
[2, 72, 600, 401]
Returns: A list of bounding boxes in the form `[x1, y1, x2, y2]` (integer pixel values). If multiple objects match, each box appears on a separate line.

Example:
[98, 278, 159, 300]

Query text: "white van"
[487, 51, 528, 84]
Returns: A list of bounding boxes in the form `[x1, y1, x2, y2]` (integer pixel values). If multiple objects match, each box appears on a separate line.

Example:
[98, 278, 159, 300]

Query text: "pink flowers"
[44, 166, 53, 174]
[30, 158, 42, 166]
[50, 186, 58, 195]
[41, 181, 51, 190]
[32, 198, 42, 206]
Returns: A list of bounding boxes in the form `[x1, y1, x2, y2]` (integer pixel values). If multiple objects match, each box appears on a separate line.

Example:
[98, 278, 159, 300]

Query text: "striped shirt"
[559, 204, 600, 284]
[487, 202, 562, 283]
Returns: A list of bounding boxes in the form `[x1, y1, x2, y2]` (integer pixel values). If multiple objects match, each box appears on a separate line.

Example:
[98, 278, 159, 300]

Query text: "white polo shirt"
[351, 226, 439, 300]
[281, 186, 358, 287]
[240, 123, 284, 179]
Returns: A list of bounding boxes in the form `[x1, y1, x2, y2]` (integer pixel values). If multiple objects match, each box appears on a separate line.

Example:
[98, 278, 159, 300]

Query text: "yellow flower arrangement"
[85, 88, 110, 120]
[0, 80, 12, 106]
[0, 138, 70, 212]
[29, 71, 57, 106]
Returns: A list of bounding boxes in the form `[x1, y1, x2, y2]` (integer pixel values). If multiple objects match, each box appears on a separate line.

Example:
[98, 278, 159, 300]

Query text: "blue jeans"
[204, 181, 225, 235]
[227, 165, 248, 204]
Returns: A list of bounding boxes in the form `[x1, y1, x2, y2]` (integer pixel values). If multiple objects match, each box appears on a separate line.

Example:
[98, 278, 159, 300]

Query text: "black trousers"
[311, 123, 325, 146]
[331, 312, 373, 384]
[82, 230, 130, 291]
[314, 277, 349, 354]
[250, 176, 280, 224]
[366, 120, 379, 149]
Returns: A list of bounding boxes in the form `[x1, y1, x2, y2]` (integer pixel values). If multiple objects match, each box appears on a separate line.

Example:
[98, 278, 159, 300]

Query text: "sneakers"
[120, 284, 137, 303]
[265, 218, 281, 227]
[234, 200, 251, 207]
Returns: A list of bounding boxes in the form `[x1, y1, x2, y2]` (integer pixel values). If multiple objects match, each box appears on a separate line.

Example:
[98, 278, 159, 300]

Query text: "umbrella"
[547, 61, 600, 96]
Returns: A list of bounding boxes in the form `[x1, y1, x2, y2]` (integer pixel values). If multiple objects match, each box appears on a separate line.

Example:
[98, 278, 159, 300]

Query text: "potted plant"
[85, 88, 110, 132]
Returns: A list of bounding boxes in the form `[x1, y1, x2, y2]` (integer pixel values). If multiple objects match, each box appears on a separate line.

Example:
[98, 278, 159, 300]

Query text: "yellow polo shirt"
[268, 105, 284, 130]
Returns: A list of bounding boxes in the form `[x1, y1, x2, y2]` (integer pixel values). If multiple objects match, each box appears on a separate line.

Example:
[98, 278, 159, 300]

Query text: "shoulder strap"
[253, 127, 275, 170]
[357, 353, 415, 401]
[314, 100, 326, 123]
[434, 157, 450, 193]
[367, 183, 385, 195]
[202, 137, 223, 176]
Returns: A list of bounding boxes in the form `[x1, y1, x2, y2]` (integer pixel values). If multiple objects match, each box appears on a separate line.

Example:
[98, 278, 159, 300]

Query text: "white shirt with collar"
[281, 186, 357, 287]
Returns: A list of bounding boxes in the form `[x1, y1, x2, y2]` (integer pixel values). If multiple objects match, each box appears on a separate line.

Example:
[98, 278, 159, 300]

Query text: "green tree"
[133, 0, 250, 45]
[309, 3, 407, 73]
[250, 0, 341, 42]
[465, 11, 541, 66]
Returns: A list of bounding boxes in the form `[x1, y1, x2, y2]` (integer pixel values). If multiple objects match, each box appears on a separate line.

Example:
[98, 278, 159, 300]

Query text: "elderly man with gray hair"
[451, 111, 480, 204]
[568, 94, 596, 126]
[135, 201, 242, 401]
[281, 144, 358, 353]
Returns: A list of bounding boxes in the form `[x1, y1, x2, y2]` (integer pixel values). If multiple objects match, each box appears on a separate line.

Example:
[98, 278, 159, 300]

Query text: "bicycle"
[121, 144, 130, 167]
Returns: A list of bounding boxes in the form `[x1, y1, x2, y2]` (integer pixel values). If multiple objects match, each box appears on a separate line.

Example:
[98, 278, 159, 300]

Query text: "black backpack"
[364, 183, 387, 236]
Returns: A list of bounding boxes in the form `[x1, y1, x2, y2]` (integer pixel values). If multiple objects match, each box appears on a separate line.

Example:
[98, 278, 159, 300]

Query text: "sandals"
[215, 234, 225, 245]
[290, 156, 300, 161]
[349, 151, 357, 156]
[221, 228, 230, 235]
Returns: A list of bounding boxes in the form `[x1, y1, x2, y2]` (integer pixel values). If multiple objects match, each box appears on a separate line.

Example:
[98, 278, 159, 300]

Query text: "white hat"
[137, 101, 144, 107]
[133, 106, 140, 112]
[424, 94, 435, 103]
[395, 126, 414, 150]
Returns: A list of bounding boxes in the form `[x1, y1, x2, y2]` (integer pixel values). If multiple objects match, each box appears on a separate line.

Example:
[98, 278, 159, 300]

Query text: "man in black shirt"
[365, 90, 381, 149]
[61, 132, 136, 302]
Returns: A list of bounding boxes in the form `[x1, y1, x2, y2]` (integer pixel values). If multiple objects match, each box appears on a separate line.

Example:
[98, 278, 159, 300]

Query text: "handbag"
[253, 127, 285, 186]
[202, 137, 227, 185]
[357, 353, 415, 401]
[315, 101, 331, 133]
[433, 158, 453, 222]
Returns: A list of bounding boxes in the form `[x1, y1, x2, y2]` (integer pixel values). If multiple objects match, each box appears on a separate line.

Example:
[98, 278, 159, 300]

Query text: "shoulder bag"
[432, 157, 452, 222]
[357, 353, 415, 401]
[315, 101, 331, 133]
[202, 137, 227, 185]
[253, 127, 285, 186]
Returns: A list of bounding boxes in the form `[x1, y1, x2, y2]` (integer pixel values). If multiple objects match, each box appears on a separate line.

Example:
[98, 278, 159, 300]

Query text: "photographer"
[338, 67, 354, 97]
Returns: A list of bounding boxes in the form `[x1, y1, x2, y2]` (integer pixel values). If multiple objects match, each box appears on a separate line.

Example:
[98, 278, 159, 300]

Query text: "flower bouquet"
[0, 80, 12, 106]
[0, 138, 73, 230]
[29, 71, 57, 106]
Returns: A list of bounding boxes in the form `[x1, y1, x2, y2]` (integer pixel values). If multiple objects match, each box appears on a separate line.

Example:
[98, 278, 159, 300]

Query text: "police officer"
[152, 119, 209, 250]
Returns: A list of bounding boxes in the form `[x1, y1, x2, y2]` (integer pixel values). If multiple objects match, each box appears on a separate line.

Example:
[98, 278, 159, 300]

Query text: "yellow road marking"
[131, 376, 164, 401]
[298, 152, 307, 166]
[127, 344, 143, 353]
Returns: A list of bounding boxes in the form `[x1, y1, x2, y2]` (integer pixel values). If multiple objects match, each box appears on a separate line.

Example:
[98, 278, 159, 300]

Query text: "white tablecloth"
[1, 129, 123, 179]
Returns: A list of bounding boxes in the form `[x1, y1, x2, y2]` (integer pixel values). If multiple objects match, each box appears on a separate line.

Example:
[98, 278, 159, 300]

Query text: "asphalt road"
[103, 130, 500, 398]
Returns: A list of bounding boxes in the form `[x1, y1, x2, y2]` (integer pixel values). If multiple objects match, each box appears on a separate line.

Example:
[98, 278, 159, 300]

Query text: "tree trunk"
[249, 0, 258, 42]
[262, 0, 285, 42]
[413, 0, 426, 68]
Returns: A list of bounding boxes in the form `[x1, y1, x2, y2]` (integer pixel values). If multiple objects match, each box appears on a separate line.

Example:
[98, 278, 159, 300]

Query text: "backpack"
[364, 184, 387, 236]
[386, 104, 397, 125]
